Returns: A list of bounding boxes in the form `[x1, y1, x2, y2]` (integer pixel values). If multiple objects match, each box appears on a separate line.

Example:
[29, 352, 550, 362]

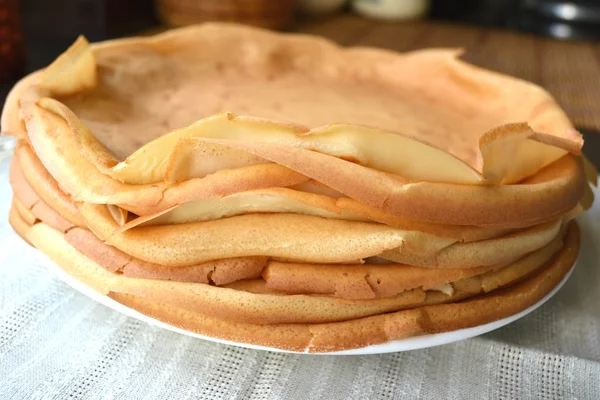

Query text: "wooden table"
[293, 14, 600, 167]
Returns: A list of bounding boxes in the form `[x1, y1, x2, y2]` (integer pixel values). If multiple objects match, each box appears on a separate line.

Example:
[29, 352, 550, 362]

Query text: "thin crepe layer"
[26, 220, 569, 325]
[28, 222, 428, 324]
[23, 103, 311, 208]
[26, 219, 579, 352]
[23, 99, 584, 226]
[261, 227, 562, 299]
[14, 142, 85, 227]
[226, 231, 564, 299]
[261, 262, 489, 299]
[12, 140, 564, 268]
[380, 219, 563, 268]
[117, 187, 367, 233]
[119, 186, 515, 242]
[199, 138, 584, 226]
[30, 201, 75, 233]
[63, 222, 510, 299]
[78, 202, 459, 267]
[78, 198, 563, 269]
[65, 226, 268, 283]
[122, 258, 266, 286]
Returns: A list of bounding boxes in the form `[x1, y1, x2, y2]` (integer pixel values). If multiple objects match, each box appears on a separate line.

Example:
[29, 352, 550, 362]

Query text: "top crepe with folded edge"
[2, 24, 590, 226]
[19, 99, 586, 226]
[3, 25, 582, 183]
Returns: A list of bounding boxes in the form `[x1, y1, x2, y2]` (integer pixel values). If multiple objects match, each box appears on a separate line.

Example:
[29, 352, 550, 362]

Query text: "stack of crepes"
[2, 24, 596, 352]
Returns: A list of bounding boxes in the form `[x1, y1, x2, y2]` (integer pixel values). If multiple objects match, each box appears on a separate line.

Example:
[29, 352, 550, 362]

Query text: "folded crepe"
[2, 23, 595, 352]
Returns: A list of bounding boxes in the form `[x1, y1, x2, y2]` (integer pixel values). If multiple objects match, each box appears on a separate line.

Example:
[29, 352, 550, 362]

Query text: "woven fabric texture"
[0, 149, 599, 400]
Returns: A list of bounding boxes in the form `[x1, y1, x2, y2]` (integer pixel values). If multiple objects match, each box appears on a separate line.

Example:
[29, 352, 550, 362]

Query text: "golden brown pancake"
[14, 142, 85, 227]
[1, 24, 592, 352]
[20, 100, 585, 225]
[60, 221, 562, 300]
[25, 220, 570, 324]
[23, 219, 579, 352]
[77, 201, 463, 267]
[65, 225, 269, 283]
[261, 230, 564, 299]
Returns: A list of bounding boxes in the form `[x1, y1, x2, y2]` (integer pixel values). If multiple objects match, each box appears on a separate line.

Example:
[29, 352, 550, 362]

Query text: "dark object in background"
[431, 0, 600, 40]
[20, 0, 157, 72]
[155, 0, 295, 31]
[0, 0, 156, 125]
[514, 0, 600, 40]
[430, 0, 519, 27]
[0, 0, 25, 83]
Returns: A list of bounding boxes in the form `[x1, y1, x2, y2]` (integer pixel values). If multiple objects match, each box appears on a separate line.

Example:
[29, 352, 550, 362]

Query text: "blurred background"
[3, 1, 600, 81]
[2, 0, 600, 162]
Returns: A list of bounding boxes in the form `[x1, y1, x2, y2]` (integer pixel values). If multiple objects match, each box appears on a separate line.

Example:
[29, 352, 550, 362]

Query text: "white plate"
[41, 252, 576, 355]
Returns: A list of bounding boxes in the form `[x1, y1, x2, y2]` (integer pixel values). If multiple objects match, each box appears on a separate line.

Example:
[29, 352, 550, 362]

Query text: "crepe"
[2, 23, 593, 352]
[20, 218, 579, 351]
[5, 25, 588, 225]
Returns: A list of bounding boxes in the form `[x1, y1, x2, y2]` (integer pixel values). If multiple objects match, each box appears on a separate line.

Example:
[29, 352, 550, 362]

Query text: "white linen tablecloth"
[0, 147, 599, 400]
